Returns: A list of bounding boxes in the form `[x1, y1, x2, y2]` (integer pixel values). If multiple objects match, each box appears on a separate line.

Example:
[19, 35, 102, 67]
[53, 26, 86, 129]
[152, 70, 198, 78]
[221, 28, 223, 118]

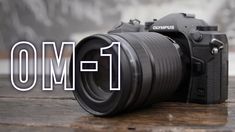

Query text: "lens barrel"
[70, 32, 182, 116]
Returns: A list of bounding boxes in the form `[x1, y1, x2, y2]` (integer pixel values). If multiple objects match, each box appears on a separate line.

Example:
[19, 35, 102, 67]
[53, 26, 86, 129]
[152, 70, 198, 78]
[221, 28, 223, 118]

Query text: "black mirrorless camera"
[70, 13, 228, 116]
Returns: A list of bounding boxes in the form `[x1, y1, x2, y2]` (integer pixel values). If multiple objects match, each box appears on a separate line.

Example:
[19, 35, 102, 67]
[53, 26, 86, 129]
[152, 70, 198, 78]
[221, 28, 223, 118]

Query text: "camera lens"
[70, 32, 182, 116]
[93, 55, 110, 93]
[82, 50, 112, 100]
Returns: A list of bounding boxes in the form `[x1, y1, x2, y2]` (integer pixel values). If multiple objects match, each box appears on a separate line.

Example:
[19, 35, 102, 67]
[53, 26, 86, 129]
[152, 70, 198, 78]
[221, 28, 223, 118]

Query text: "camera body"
[108, 13, 228, 104]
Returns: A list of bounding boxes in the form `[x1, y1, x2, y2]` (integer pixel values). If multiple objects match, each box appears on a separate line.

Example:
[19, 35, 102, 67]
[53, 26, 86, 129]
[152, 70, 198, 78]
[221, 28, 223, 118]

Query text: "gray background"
[0, 0, 234, 74]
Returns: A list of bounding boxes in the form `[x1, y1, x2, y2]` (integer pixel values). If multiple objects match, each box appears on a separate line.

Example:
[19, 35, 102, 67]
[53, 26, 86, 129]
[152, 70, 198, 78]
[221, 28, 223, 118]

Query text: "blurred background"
[0, 0, 234, 75]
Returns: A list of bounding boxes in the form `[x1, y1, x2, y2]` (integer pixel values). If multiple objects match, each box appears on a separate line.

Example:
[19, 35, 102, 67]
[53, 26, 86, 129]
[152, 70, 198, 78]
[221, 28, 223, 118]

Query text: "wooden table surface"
[0, 76, 235, 132]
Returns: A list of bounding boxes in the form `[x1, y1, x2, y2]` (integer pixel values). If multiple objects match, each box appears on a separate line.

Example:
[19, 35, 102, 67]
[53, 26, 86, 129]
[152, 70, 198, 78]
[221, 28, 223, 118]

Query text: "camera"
[69, 13, 228, 116]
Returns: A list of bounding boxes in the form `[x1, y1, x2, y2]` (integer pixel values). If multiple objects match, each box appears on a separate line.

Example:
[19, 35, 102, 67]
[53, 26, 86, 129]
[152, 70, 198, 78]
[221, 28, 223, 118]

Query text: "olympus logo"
[152, 25, 175, 30]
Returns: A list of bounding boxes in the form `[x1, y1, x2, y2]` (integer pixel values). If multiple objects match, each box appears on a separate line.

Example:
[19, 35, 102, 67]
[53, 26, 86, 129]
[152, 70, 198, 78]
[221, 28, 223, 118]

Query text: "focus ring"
[112, 33, 153, 110]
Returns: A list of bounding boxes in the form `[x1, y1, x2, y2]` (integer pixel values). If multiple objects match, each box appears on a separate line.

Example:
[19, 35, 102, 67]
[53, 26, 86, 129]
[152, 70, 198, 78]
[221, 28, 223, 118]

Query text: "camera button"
[191, 31, 202, 42]
[194, 62, 203, 73]
[192, 59, 205, 75]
